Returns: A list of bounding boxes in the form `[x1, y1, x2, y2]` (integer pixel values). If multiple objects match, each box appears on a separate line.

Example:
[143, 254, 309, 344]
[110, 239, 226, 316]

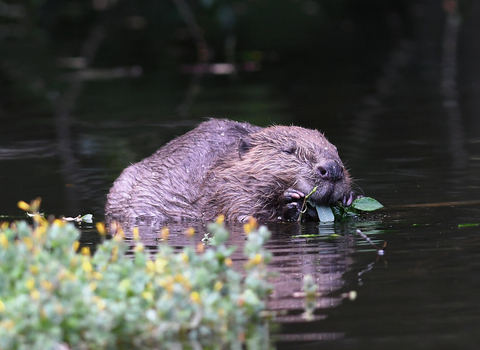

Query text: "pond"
[2, 43, 480, 350]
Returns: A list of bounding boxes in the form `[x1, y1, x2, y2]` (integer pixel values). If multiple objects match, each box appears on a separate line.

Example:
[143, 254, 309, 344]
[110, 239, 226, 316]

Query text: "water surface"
[2, 47, 480, 350]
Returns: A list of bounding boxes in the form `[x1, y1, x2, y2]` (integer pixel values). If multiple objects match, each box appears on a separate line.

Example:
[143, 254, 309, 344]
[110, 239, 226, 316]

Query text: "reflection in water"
[441, 0, 468, 171]
[350, 39, 414, 148]
[53, 24, 106, 215]
[108, 219, 381, 345]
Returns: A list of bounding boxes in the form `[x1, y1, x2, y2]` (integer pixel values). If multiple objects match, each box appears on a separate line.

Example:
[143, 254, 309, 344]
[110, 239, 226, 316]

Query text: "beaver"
[105, 118, 356, 222]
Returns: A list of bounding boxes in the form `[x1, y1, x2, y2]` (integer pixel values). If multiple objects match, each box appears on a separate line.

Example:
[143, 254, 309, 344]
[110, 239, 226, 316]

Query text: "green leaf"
[314, 205, 335, 222]
[81, 214, 93, 223]
[351, 197, 383, 212]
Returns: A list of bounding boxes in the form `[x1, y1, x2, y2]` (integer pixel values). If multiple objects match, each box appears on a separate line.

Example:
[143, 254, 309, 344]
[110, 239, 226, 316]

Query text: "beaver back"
[105, 119, 261, 220]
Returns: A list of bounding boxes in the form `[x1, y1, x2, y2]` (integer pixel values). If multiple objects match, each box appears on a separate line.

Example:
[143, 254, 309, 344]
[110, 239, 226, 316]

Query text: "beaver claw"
[280, 189, 305, 221]
[282, 188, 305, 203]
[342, 191, 362, 207]
[282, 202, 302, 221]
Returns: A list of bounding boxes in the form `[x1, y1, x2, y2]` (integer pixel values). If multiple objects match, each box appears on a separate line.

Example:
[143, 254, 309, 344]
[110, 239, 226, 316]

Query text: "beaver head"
[200, 125, 354, 221]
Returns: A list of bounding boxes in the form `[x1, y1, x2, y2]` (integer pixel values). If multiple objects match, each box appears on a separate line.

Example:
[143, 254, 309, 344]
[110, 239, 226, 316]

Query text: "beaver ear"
[239, 137, 253, 158]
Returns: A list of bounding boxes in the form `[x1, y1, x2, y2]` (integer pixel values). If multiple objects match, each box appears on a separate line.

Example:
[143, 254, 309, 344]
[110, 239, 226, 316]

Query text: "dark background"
[1, 0, 479, 217]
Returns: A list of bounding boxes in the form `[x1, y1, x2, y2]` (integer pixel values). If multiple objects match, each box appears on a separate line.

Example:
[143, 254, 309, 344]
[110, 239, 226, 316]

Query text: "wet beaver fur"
[105, 119, 356, 222]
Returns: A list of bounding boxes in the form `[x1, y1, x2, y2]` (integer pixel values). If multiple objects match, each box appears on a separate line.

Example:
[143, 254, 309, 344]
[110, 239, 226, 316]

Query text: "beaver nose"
[317, 161, 343, 182]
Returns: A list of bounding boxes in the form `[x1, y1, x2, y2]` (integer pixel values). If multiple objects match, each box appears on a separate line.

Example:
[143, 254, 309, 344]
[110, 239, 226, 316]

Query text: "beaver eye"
[281, 145, 296, 155]
[281, 141, 297, 155]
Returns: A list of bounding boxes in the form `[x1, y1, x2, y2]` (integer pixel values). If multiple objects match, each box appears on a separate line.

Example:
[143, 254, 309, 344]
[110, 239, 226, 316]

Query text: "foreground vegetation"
[0, 200, 272, 350]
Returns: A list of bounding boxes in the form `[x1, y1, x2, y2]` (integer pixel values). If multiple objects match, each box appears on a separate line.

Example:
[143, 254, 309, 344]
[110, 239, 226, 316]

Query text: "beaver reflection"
[105, 119, 357, 222]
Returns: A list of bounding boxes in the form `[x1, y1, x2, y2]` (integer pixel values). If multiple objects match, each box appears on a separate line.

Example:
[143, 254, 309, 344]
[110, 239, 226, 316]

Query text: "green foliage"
[350, 197, 384, 212]
[458, 223, 480, 228]
[332, 197, 384, 221]
[0, 216, 272, 350]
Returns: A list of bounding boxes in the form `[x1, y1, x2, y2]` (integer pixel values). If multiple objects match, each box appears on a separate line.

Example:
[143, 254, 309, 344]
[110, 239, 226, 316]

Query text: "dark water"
[3, 41, 480, 349]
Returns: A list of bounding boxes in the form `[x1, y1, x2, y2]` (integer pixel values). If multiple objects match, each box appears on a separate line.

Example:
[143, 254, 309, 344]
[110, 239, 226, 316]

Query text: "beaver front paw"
[280, 188, 305, 221]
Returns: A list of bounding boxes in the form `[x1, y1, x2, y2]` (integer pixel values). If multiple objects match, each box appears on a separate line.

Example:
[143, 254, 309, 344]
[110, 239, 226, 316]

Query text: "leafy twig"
[297, 186, 317, 222]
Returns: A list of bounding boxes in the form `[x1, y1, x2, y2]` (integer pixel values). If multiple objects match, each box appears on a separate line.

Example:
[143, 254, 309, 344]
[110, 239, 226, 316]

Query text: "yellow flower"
[214, 281, 223, 292]
[158, 277, 174, 293]
[155, 257, 168, 273]
[196, 243, 205, 253]
[26, 278, 35, 290]
[180, 252, 189, 263]
[159, 227, 169, 240]
[0, 320, 14, 329]
[252, 254, 263, 265]
[190, 291, 200, 303]
[93, 297, 106, 310]
[29, 265, 39, 275]
[0, 300, 5, 312]
[72, 241, 80, 252]
[141, 291, 153, 301]
[96, 222, 106, 236]
[30, 289, 40, 300]
[22, 237, 33, 250]
[17, 201, 30, 211]
[133, 227, 140, 241]
[30, 198, 42, 212]
[97, 299, 106, 310]
[33, 215, 48, 230]
[81, 246, 91, 256]
[40, 280, 54, 292]
[1, 222, 8, 230]
[33, 225, 47, 238]
[184, 227, 195, 238]
[146, 260, 155, 274]
[245, 254, 263, 268]
[111, 246, 118, 262]
[134, 243, 144, 252]
[53, 219, 65, 227]
[224, 258, 233, 267]
[114, 227, 125, 242]
[89, 282, 97, 291]
[92, 272, 103, 280]
[215, 215, 225, 225]
[0, 233, 8, 248]
[174, 274, 186, 284]
[243, 217, 258, 234]
[82, 261, 93, 273]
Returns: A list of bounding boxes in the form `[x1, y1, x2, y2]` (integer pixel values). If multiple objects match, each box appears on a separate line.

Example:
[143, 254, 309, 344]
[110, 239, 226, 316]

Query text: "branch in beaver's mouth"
[297, 185, 338, 222]
[298, 187, 335, 222]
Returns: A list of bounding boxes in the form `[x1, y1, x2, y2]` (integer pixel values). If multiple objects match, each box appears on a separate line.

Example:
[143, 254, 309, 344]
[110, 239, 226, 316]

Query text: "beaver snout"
[316, 160, 344, 182]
